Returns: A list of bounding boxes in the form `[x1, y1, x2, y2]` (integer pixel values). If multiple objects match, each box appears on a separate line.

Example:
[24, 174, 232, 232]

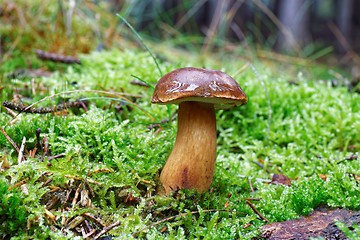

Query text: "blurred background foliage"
[1, 0, 359, 69]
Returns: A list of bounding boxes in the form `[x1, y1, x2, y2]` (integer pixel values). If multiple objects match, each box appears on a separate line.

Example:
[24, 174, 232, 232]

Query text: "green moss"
[0, 177, 28, 238]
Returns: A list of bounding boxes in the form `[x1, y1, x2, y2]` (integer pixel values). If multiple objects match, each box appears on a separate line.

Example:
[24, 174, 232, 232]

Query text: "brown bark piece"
[261, 207, 359, 240]
[322, 212, 360, 240]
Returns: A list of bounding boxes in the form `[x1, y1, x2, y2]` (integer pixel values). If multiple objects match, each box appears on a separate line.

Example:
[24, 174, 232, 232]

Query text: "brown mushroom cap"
[151, 67, 247, 109]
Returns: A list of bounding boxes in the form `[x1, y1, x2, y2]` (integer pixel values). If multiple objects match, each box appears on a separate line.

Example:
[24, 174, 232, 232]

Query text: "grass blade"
[117, 14, 163, 77]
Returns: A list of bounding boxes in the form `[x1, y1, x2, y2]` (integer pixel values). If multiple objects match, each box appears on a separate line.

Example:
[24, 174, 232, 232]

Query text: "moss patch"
[1, 49, 359, 239]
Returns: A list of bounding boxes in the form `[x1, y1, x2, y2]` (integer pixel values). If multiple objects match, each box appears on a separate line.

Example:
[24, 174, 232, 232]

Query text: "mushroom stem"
[160, 101, 217, 194]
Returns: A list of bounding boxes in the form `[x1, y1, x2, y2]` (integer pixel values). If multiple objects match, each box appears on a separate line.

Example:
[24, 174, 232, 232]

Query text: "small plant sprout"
[152, 67, 247, 194]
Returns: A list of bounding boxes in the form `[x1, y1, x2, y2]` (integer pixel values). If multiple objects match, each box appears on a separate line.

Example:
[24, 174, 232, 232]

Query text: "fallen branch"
[35, 49, 81, 64]
[2, 89, 147, 127]
[2, 100, 87, 114]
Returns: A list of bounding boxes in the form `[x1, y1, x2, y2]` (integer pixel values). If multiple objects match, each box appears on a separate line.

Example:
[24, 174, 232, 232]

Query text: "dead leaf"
[1, 155, 10, 170]
[80, 189, 93, 207]
[67, 216, 85, 230]
[353, 174, 360, 181]
[270, 174, 291, 186]
[243, 223, 252, 229]
[318, 173, 328, 181]
[44, 209, 56, 221]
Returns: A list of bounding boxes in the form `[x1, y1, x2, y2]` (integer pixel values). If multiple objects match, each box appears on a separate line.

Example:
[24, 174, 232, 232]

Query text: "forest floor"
[1, 1, 360, 239]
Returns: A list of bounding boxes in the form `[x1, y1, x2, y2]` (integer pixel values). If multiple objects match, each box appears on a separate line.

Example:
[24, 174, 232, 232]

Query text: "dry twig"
[72, 183, 82, 208]
[82, 227, 96, 239]
[248, 178, 255, 193]
[4, 107, 17, 118]
[40, 137, 49, 162]
[17, 136, 26, 163]
[93, 221, 121, 240]
[1, 127, 20, 153]
[47, 153, 66, 161]
[82, 212, 106, 228]
[9, 178, 29, 190]
[246, 198, 269, 222]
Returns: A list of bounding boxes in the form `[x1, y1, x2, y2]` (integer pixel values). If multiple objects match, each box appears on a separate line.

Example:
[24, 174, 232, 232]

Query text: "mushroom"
[152, 67, 247, 194]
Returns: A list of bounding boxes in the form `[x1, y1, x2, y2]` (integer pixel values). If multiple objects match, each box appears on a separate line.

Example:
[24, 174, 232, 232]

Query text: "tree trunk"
[336, 0, 354, 53]
[277, 0, 310, 53]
